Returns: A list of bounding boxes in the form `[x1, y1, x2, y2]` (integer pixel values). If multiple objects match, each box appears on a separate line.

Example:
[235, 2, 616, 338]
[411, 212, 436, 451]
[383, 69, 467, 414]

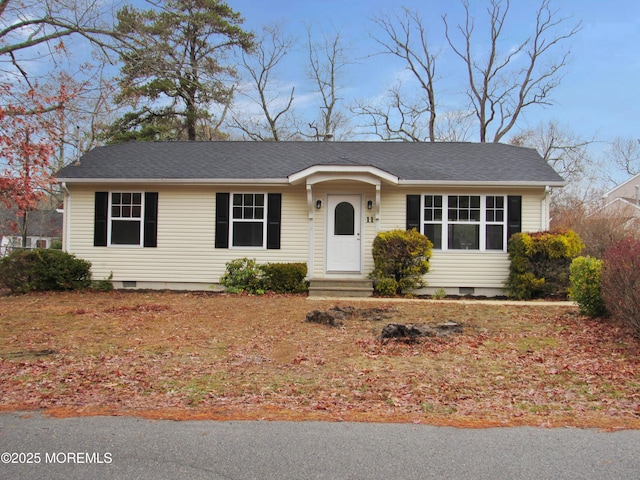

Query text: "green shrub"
[569, 256, 606, 317]
[220, 258, 264, 294]
[0, 249, 92, 294]
[506, 229, 584, 300]
[371, 229, 432, 296]
[431, 287, 447, 300]
[92, 272, 114, 292]
[260, 262, 308, 294]
[374, 277, 399, 297]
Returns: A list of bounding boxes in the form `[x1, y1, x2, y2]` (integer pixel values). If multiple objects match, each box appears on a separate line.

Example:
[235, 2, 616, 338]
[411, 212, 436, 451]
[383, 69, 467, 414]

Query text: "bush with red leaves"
[601, 237, 640, 337]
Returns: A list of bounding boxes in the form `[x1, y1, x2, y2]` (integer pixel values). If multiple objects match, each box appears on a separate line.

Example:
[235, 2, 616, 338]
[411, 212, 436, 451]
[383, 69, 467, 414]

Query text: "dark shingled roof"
[56, 141, 565, 185]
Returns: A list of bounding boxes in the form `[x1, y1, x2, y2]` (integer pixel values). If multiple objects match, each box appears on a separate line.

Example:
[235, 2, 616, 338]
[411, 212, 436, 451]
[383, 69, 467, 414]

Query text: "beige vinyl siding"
[379, 186, 548, 289]
[66, 184, 308, 284]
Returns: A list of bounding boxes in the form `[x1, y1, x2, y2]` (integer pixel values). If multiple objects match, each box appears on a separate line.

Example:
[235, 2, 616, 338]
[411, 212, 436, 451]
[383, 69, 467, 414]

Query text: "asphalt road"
[1, 411, 638, 480]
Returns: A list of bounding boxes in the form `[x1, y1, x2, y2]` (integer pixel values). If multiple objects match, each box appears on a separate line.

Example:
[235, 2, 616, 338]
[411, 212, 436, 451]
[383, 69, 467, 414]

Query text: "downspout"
[541, 186, 551, 230]
[61, 182, 71, 252]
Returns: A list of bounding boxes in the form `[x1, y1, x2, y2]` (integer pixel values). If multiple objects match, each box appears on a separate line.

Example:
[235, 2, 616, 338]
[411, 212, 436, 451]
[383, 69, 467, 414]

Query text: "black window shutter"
[143, 192, 158, 247]
[507, 195, 522, 239]
[215, 193, 230, 248]
[94, 192, 108, 247]
[406, 195, 421, 231]
[266, 193, 282, 249]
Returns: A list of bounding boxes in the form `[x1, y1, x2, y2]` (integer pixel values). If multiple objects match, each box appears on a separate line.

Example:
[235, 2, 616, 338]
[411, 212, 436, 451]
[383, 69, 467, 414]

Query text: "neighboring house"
[601, 172, 640, 224]
[0, 209, 63, 257]
[55, 141, 564, 296]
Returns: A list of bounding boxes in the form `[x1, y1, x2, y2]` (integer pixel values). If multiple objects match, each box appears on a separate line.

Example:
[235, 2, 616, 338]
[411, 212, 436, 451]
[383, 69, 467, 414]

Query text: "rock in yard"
[305, 305, 396, 326]
[305, 309, 344, 327]
[379, 322, 463, 340]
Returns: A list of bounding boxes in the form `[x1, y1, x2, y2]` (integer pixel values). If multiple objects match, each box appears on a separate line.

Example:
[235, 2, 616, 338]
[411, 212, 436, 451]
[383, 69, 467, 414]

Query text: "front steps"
[308, 278, 374, 298]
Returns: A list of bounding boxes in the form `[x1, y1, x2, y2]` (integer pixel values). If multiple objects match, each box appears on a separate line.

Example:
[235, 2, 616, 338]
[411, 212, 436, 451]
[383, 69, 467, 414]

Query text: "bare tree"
[354, 83, 432, 142]
[444, 0, 581, 142]
[609, 137, 640, 177]
[305, 27, 352, 141]
[230, 24, 297, 141]
[357, 8, 438, 142]
[509, 121, 593, 182]
[0, 0, 119, 83]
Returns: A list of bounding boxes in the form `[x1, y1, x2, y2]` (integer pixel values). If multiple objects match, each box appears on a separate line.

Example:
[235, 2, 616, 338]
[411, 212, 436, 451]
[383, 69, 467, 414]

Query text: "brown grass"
[1, 290, 639, 429]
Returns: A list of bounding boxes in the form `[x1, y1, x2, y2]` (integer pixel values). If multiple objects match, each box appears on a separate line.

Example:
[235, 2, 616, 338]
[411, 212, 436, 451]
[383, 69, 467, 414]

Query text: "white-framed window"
[485, 195, 506, 250]
[231, 193, 266, 247]
[109, 192, 143, 246]
[421, 194, 507, 251]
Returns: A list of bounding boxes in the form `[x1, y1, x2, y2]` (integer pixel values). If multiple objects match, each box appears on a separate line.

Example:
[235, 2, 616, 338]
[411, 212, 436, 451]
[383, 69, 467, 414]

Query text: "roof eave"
[398, 180, 566, 188]
[56, 177, 290, 186]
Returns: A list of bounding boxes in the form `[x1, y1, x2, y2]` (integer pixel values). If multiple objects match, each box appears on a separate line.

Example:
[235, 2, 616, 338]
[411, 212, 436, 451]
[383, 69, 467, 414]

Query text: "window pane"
[111, 206, 120, 217]
[233, 207, 242, 219]
[244, 206, 254, 219]
[233, 194, 242, 206]
[255, 195, 264, 206]
[425, 195, 433, 207]
[486, 225, 504, 250]
[334, 202, 355, 235]
[111, 220, 141, 245]
[448, 224, 479, 250]
[132, 193, 142, 204]
[424, 224, 442, 249]
[132, 206, 141, 217]
[424, 210, 433, 222]
[122, 206, 131, 217]
[244, 194, 254, 206]
[233, 222, 263, 247]
[122, 193, 131, 204]
[471, 196, 480, 208]
[470, 209, 480, 222]
[496, 210, 504, 222]
[255, 207, 264, 220]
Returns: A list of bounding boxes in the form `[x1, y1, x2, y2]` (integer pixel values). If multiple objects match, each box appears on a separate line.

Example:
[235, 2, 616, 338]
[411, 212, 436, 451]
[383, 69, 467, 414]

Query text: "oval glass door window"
[334, 202, 355, 235]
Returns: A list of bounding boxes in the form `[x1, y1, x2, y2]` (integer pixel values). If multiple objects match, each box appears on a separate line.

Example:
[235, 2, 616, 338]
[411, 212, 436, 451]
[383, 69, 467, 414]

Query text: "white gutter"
[56, 178, 290, 186]
[398, 180, 567, 188]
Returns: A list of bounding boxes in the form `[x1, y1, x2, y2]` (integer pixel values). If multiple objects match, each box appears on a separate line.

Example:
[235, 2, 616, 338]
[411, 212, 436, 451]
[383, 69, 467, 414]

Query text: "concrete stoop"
[308, 278, 374, 298]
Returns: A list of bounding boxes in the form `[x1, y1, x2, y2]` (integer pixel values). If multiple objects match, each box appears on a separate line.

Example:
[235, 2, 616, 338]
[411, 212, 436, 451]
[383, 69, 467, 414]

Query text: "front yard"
[0, 291, 638, 428]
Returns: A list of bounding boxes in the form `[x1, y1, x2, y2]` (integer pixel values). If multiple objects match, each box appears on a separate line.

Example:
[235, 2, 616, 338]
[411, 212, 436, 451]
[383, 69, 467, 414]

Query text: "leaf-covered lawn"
[1, 291, 639, 428]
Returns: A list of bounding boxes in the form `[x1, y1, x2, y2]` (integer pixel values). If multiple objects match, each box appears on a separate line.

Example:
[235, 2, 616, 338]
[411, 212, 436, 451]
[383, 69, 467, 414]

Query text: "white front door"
[326, 195, 362, 272]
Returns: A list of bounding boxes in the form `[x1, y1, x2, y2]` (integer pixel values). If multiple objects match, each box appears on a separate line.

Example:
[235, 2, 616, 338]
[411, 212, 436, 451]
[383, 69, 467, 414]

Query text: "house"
[0, 209, 63, 257]
[55, 141, 564, 296]
[601, 172, 640, 224]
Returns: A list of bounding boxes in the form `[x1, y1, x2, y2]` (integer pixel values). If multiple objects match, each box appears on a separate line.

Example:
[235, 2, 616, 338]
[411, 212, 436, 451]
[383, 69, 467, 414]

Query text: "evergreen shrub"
[371, 229, 432, 296]
[0, 249, 92, 294]
[569, 256, 606, 317]
[506, 229, 584, 299]
[260, 262, 308, 293]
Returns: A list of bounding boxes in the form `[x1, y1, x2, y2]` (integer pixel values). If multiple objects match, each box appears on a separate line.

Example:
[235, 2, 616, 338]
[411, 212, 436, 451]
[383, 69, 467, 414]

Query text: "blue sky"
[228, 0, 639, 148]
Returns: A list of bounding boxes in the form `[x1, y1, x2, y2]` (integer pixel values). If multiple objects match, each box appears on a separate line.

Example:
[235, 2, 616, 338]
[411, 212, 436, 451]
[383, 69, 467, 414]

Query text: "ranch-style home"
[55, 141, 564, 297]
